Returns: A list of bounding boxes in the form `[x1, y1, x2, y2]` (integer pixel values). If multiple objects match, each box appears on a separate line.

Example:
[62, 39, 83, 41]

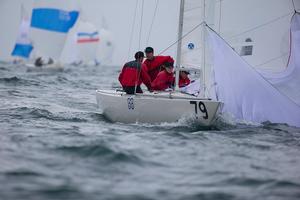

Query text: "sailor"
[151, 62, 175, 91]
[34, 57, 43, 67]
[48, 58, 54, 65]
[144, 47, 174, 81]
[179, 70, 191, 87]
[118, 51, 152, 94]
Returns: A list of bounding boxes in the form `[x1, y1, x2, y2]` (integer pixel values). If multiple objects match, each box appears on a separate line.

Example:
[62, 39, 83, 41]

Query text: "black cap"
[145, 47, 154, 53]
[164, 62, 173, 68]
[135, 51, 144, 60]
[180, 69, 190, 74]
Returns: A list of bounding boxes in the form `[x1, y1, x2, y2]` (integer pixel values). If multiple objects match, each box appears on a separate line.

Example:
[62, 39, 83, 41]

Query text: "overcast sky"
[0, 0, 180, 65]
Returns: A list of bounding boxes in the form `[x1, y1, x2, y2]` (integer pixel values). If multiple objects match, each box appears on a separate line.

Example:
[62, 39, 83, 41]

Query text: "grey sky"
[0, 0, 180, 65]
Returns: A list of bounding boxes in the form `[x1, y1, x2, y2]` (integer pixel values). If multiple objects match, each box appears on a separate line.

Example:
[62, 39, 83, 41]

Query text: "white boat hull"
[96, 90, 221, 126]
[26, 63, 63, 72]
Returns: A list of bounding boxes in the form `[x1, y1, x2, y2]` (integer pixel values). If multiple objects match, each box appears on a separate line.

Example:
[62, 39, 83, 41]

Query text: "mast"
[201, 0, 206, 97]
[175, 0, 185, 91]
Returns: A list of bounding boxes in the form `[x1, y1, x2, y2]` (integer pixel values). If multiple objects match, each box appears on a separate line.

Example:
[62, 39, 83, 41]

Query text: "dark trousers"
[123, 86, 143, 94]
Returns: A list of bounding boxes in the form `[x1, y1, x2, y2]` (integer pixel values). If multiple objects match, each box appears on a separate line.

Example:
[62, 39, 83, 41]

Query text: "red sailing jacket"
[144, 56, 174, 81]
[151, 70, 175, 91]
[118, 60, 152, 89]
[179, 77, 191, 87]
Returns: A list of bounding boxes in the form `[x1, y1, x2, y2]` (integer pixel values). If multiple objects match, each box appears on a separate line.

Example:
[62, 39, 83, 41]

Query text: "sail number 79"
[190, 101, 208, 119]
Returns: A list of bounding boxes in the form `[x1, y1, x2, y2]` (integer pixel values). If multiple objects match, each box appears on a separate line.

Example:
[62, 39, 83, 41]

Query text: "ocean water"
[0, 62, 300, 200]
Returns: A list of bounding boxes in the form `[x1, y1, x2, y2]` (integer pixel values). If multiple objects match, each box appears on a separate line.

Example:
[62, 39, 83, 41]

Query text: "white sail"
[214, 0, 295, 72]
[178, 0, 215, 68]
[258, 13, 300, 105]
[76, 20, 99, 64]
[207, 15, 300, 127]
[11, 5, 33, 59]
[29, 0, 79, 60]
[96, 28, 114, 65]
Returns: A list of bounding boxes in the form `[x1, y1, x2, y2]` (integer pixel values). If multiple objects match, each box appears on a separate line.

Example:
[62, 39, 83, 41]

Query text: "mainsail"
[214, 0, 295, 72]
[11, 5, 33, 59]
[207, 13, 300, 127]
[30, 0, 79, 60]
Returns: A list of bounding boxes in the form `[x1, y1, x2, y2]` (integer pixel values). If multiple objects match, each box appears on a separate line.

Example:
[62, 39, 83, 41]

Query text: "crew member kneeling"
[118, 51, 152, 94]
[151, 62, 175, 91]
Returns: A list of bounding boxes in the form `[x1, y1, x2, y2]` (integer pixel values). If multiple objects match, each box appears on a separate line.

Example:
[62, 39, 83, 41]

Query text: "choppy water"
[1, 62, 300, 200]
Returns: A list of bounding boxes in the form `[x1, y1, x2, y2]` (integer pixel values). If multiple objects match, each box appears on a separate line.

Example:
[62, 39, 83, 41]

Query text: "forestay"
[30, 0, 79, 60]
[207, 19, 300, 127]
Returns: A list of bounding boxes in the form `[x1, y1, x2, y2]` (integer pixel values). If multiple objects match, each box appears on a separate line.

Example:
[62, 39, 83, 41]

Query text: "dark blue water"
[1, 62, 300, 200]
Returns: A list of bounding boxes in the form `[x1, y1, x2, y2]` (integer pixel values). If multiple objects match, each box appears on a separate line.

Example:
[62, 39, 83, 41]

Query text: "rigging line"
[206, 24, 300, 108]
[138, 0, 144, 49]
[292, 0, 296, 12]
[146, 0, 159, 46]
[218, 0, 222, 33]
[127, 0, 139, 60]
[158, 21, 205, 56]
[228, 11, 294, 39]
[184, 6, 202, 12]
[254, 53, 289, 68]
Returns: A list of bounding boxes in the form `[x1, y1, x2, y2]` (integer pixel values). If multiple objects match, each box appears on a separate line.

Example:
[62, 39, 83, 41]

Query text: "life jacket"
[118, 60, 151, 89]
[144, 56, 174, 81]
[151, 70, 175, 91]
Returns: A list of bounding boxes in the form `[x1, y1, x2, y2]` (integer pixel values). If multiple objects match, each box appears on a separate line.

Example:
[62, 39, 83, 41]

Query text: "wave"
[2, 107, 88, 122]
[56, 143, 143, 164]
[0, 76, 41, 87]
[3, 170, 44, 177]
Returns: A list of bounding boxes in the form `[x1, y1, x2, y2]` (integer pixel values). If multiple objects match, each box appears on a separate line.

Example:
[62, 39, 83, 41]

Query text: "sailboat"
[73, 19, 100, 66]
[96, 0, 221, 125]
[62, 17, 114, 66]
[11, 5, 33, 63]
[26, 0, 79, 72]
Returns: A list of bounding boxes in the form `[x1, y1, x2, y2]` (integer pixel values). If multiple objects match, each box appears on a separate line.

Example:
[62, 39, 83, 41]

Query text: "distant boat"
[26, 0, 79, 72]
[75, 20, 100, 66]
[62, 17, 114, 66]
[11, 4, 33, 63]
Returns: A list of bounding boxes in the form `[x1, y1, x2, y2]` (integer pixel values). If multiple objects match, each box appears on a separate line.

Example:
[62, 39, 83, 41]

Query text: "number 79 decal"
[190, 101, 208, 119]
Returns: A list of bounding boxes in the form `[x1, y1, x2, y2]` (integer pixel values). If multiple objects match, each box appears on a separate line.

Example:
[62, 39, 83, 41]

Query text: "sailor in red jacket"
[144, 47, 174, 81]
[179, 70, 191, 87]
[151, 62, 175, 91]
[118, 51, 152, 94]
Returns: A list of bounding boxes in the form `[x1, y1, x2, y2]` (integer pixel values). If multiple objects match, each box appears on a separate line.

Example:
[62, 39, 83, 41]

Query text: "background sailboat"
[11, 5, 33, 63]
[74, 19, 100, 66]
[61, 17, 114, 66]
[27, 0, 79, 72]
